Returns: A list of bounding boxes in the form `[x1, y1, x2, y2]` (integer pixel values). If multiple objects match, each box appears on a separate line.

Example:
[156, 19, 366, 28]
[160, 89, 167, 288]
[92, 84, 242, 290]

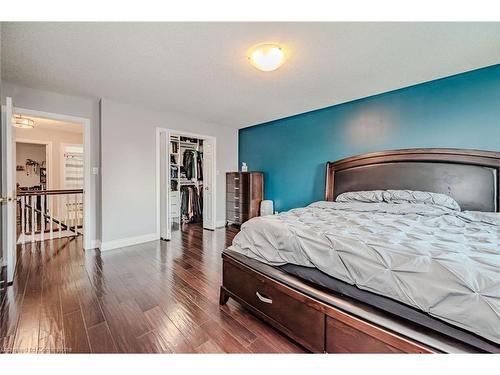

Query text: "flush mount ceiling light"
[248, 43, 287, 72]
[13, 115, 35, 129]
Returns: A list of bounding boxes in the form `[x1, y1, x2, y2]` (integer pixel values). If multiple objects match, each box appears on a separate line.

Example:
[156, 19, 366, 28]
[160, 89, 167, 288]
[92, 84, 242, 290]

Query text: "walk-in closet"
[169, 134, 204, 230]
[159, 129, 216, 241]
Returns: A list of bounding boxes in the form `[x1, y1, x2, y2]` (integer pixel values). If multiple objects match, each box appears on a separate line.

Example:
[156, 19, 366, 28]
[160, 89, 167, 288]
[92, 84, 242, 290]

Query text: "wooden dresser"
[226, 172, 264, 225]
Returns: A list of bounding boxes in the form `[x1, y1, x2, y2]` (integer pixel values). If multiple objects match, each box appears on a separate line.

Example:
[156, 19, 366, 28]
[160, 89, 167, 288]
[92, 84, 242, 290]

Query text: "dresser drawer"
[226, 182, 244, 195]
[226, 173, 249, 184]
[223, 259, 325, 352]
[226, 191, 249, 204]
[227, 175, 249, 189]
[226, 202, 248, 212]
[226, 210, 249, 224]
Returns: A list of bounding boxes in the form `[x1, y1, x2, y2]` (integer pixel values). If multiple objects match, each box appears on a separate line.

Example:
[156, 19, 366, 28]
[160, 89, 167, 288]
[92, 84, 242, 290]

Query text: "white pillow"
[383, 190, 461, 211]
[335, 189, 461, 211]
[335, 190, 385, 203]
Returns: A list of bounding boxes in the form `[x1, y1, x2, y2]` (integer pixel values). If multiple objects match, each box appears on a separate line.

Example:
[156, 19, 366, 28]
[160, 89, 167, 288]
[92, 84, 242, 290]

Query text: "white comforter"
[229, 201, 500, 344]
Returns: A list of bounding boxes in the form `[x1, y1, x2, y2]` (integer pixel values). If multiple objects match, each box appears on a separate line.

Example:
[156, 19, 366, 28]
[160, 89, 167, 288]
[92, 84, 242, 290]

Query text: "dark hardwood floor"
[0, 224, 305, 353]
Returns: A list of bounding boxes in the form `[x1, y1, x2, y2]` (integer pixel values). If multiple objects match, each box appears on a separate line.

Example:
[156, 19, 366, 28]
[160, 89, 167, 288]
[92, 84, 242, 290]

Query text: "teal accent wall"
[239, 64, 500, 212]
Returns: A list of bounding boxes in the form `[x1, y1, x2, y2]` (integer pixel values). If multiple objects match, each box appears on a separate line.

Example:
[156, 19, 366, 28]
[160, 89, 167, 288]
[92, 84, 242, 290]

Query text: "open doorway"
[13, 112, 87, 246]
[3, 97, 92, 283]
[157, 128, 216, 241]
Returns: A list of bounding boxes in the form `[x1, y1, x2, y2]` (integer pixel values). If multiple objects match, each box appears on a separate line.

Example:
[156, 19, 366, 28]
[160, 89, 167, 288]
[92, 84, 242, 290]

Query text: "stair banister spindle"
[49, 195, 53, 240]
[41, 194, 45, 241]
[74, 194, 78, 233]
[58, 195, 62, 238]
[21, 196, 26, 244]
[31, 195, 35, 242]
[65, 195, 69, 234]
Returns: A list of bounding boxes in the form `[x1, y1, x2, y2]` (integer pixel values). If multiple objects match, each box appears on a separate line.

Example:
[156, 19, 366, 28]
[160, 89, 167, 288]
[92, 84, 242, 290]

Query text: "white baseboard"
[89, 240, 101, 250]
[100, 232, 158, 252]
[216, 220, 226, 228]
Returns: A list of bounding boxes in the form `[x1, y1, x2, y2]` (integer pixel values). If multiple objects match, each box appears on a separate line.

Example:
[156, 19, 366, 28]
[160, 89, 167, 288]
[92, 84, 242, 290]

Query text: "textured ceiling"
[2, 22, 499, 128]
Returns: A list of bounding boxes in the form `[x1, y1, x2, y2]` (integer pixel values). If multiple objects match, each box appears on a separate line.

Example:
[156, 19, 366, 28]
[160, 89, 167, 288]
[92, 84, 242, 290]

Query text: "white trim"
[155, 127, 163, 238]
[90, 239, 101, 249]
[13, 107, 94, 250]
[3, 98, 16, 282]
[15, 138, 54, 190]
[155, 127, 217, 239]
[157, 127, 171, 240]
[100, 233, 157, 252]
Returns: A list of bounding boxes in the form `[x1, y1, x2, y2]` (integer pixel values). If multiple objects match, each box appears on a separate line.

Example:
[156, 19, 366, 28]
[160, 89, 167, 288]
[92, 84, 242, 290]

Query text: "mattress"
[228, 200, 500, 345]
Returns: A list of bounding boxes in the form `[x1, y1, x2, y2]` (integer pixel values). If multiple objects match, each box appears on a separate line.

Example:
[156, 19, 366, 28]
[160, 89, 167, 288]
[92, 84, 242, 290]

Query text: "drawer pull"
[234, 177, 239, 181]
[256, 291, 273, 304]
[234, 196, 239, 199]
[234, 187, 239, 190]
[234, 206, 239, 210]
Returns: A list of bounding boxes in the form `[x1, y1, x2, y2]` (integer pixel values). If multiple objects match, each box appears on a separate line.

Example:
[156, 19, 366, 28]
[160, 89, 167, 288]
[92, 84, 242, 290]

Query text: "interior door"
[202, 138, 216, 230]
[159, 130, 171, 240]
[2, 97, 17, 283]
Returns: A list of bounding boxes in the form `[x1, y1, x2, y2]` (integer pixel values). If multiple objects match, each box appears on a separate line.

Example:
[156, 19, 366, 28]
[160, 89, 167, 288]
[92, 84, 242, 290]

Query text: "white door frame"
[13, 107, 92, 250]
[15, 138, 54, 190]
[155, 127, 217, 239]
[2, 98, 16, 283]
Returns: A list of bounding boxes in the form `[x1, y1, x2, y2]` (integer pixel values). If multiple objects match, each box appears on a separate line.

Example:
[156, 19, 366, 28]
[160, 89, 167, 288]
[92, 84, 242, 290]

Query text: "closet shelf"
[180, 143, 198, 149]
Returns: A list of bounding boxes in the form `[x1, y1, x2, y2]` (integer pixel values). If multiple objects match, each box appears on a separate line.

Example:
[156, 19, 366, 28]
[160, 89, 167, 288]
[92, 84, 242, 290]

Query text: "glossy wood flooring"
[0, 224, 305, 353]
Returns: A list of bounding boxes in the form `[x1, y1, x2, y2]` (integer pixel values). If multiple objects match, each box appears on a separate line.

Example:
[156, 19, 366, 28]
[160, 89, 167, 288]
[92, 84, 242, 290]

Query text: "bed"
[219, 148, 500, 353]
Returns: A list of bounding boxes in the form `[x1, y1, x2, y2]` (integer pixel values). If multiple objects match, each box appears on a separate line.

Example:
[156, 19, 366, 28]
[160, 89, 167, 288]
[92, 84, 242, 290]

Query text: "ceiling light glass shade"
[13, 115, 35, 129]
[248, 44, 286, 72]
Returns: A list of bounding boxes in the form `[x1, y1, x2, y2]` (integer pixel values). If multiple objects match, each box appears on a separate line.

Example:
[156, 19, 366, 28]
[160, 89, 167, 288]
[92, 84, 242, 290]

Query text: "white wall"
[16, 142, 46, 187]
[16, 127, 83, 190]
[101, 98, 238, 245]
[2, 81, 101, 243]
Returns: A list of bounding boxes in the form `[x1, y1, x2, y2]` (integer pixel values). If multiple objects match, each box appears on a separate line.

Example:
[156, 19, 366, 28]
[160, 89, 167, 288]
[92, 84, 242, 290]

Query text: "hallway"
[0, 224, 304, 353]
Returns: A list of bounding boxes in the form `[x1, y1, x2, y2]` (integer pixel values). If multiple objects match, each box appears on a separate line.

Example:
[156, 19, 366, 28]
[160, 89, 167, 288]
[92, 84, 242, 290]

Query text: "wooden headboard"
[325, 148, 500, 212]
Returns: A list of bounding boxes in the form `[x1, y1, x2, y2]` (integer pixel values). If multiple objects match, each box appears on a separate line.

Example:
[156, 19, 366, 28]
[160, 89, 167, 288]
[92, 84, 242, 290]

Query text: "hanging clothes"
[196, 151, 203, 180]
[183, 150, 196, 180]
[180, 185, 203, 223]
[182, 149, 203, 180]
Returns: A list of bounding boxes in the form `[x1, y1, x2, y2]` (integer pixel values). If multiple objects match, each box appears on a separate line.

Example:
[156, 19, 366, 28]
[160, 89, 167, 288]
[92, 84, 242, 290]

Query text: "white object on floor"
[260, 200, 274, 216]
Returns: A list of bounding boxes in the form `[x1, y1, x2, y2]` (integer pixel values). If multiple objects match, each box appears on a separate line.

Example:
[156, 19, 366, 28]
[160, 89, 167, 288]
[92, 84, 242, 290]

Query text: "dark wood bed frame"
[220, 148, 500, 353]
